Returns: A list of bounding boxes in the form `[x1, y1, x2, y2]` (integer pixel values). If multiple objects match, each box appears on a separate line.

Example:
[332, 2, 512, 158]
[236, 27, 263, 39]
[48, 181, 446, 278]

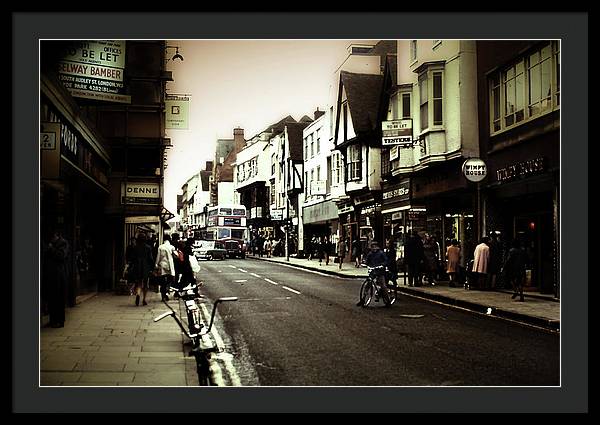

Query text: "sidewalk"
[247, 254, 560, 332]
[40, 290, 200, 386]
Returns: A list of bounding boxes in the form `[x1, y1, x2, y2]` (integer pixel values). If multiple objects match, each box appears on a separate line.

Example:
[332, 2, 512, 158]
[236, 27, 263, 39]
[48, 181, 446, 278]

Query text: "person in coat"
[385, 239, 398, 286]
[472, 236, 490, 290]
[502, 238, 528, 302]
[337, 238, 347, 270]
[486, 233, 501, 290]
[42, 229, 70, 327]
[446, 239, 461, 287]
[404, 230, 425, 287]
[422, 234, 439, 286]
[129, 233, 154, 306]
[155, 234, 176, 302]
[178, 239, 196, 289]
[352, 238, 361, 268]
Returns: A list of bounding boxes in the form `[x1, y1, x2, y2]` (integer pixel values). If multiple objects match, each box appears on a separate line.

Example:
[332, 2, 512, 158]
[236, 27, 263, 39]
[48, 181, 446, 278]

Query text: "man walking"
[155, 234, 176, 302]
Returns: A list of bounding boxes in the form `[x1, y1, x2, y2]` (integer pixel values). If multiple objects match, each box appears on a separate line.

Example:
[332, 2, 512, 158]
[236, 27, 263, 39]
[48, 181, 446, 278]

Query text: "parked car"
[224, 239, 245, 259]
[193, 240, 227, 261]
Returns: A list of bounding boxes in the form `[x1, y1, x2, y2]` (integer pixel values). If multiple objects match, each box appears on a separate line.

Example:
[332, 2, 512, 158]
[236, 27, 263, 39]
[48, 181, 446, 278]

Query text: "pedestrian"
[337, 237, 347, 270]
[155, 234, 176, 301]
[502, 239, 528, 302]
[42, 228, 69, 328]
[319, 237, 329, 265]
[178, 239, 196, 288]
[472, 236, 490, 290]
[129, 233, 154, 306]
[446, 239, 461, 287]
[487, 233, 501, 290]
[385, 239, 398, 286]
[422, 234, 439, 286]
[263, 238, 272, 258]
[352, 237, 361, 268]
[404, 230, 425, 286]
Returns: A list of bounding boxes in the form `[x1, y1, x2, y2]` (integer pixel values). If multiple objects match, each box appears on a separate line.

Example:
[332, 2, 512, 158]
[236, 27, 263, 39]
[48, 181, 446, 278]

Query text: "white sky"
[163, 39, 377, 214]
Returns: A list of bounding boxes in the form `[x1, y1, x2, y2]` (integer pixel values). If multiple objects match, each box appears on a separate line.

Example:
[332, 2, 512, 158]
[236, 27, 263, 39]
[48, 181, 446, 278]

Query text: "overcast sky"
[163, 39, 377, 214]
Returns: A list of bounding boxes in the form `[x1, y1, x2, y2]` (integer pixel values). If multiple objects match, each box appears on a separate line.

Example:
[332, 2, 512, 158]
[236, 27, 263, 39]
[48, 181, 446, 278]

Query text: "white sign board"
[382, 119, 413, 146]
[311, 180, 327, 196]
[462, 158, 488, 182]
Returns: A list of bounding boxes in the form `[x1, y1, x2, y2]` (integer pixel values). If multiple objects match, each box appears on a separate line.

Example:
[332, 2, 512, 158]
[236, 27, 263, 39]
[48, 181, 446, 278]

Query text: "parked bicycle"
[358, 265, 398, 307]
[154, 281, 238, 385]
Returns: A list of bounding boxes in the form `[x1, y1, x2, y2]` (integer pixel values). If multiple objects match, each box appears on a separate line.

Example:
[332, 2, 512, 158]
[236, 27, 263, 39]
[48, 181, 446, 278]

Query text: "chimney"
[205, 161, 213, 171]
[233, 127, 245, 152]
[314, 108, 325, 121]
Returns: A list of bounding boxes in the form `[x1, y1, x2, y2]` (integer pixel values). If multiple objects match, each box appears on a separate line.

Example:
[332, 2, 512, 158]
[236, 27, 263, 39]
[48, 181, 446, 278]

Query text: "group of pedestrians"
[403, 231, 442, 287]
[126, 232, 196, 306]
[305, 236, 333, 265]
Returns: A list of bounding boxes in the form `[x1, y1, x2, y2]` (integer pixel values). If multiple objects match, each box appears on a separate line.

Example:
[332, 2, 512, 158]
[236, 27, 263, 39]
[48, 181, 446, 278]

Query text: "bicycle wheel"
[360, 279, 374, 307]
[384, 280, 398, 306]
[194, 350, 212, 386]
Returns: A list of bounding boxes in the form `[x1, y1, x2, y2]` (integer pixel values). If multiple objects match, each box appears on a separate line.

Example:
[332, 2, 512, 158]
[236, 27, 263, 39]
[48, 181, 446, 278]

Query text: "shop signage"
[496, 157, 546, 183]
[391, 212, 403, 221]
[390, 146, 399, 161]
[338, 204, 354, 215]
[165, 94, 191, 129]
[383, 180, 410, 203]
[122, 182, 161, 205]
[382, 119, 413, 146]
[360, 204, 381, 216]
[270, 209, 284, 221]
[407, 207, 426, 221]
[303, 199, 338, 224]
[354, 194, 375, 205]
[462, 158, 487, 182]
[58, 40, 131, 104]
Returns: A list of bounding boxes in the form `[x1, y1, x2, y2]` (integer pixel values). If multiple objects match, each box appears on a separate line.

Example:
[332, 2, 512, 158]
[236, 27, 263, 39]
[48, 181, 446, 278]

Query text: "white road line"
[249, 273, 261, 278]
[228, 265, 237, 269]
[238, 268, 248, 273]
[199, 303, 241, 386]
[281, 286, 301, 295]
[234, 279, 247, 283]
[264, 278, 278, 285]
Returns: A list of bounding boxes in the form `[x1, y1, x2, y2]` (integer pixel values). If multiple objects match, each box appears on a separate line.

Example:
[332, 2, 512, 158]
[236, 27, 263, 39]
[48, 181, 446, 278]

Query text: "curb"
[248, 255, 559, 332]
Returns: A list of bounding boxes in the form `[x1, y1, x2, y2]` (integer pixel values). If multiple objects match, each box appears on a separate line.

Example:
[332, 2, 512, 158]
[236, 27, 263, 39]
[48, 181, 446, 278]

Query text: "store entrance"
[514, 212, 554, 294]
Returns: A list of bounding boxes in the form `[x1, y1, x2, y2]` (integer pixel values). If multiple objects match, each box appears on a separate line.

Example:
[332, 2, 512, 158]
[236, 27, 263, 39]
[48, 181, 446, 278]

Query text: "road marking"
[234, 279, 247, 283]
[281, 286, 301, 295]
[199, 303, 241, 386]
[228, 265, 237, 268]
[264, 278, 278, 285]
[238, 268, 248, 273]
[249, 273, 261, 278]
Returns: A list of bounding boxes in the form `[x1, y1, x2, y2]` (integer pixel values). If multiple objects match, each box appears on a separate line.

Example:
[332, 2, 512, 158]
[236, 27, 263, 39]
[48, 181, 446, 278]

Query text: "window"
[310, 169, 314, 194]
[316, 129, 320, 154]
[489, 41, 560, 134]
[388, 93, 398, 119]
[316, 165, 321, 181]
[419, 67, 444, 132]
[271, 153, 276, 175]
[329, 106, 334, 136]
[331, 151, 342, 186]
[381, 147, 391, 175]
[347, 144, 362, 181]
[310, 134, 314, 158]
[402, 93, 411, 119]
[419, 73, 428, 131]
[304, 137, 308, 160]
[433, 71, 443, 125]
[410, 40, 417, 62]
[304, 171, 308, 195]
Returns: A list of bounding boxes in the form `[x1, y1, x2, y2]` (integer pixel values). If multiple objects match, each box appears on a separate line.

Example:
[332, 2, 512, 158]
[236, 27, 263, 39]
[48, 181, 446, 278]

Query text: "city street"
[198, 258, 560, 386]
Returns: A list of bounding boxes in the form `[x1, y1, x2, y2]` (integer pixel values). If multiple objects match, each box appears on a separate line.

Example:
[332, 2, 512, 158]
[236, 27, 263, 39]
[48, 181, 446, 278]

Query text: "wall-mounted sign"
[354, 194, 375, 206]
[303, 200, 338, 224]
[58, 40, 131, 104]
[462, 158, 487, 182]
[121, 182, 161, 205]
[270, 209, 284, 221]
[165, 94, 190, 129]
[383, 180, 410, 203]
[391, 212, 403, 221]
[338, 204, 354, 215]
[496, 157, 546, 183]
[407, 207, 427, 221]
[311, 180, 327, 196]
[40, 122, 61, 179]
[382, 119, 413, 146]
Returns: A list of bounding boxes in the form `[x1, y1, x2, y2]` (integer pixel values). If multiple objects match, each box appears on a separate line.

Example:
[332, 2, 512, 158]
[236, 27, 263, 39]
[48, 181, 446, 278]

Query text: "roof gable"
[339, 71, 383, 134]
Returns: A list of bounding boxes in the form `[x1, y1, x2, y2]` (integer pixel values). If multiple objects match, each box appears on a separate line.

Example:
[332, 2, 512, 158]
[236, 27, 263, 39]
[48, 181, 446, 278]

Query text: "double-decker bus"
[196, 204, 248, 257]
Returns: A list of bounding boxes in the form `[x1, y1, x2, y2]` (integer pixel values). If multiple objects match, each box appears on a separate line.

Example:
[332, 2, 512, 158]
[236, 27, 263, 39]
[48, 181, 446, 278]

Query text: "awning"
[161, 207, 175, 222]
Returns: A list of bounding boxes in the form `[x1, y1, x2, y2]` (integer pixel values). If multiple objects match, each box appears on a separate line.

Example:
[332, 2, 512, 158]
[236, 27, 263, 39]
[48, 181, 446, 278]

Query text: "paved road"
[198, 258, 560, 386]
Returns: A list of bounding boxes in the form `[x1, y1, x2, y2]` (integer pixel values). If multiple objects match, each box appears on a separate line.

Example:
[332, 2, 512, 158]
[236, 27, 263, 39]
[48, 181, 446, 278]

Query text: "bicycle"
[358, 265, 398, 307]
[153, 281, 238, 385]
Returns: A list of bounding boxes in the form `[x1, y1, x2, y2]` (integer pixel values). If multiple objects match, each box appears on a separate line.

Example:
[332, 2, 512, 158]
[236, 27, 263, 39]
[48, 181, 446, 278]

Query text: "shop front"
[303, 198, 339, 259]
[485, 151, 559, 296]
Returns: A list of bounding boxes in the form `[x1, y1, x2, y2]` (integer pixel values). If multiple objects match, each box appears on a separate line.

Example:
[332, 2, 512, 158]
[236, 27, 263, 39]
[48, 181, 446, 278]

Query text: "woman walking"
[503, 239, 528, 302]
[337, 238, 347, 270]
[446, 239, 461, 287]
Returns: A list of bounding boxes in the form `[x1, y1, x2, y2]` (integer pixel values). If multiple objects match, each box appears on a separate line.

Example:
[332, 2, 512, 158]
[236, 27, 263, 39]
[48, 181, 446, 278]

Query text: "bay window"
[347, 144, 362, 181]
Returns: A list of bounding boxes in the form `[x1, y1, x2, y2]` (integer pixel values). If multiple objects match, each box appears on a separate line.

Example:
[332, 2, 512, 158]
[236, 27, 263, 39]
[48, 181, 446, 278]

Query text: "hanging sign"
[462, 158, 487, 182]
[382, 119, 413, 146]
[165, 95, 190, 129]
